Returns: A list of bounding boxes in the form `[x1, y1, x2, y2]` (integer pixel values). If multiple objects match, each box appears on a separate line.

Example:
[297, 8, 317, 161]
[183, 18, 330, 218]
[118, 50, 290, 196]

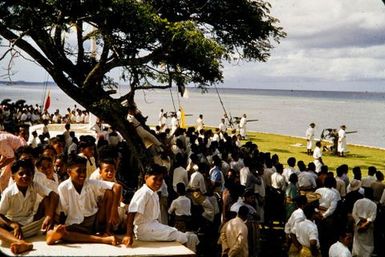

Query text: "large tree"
[0, 0, 285, 175]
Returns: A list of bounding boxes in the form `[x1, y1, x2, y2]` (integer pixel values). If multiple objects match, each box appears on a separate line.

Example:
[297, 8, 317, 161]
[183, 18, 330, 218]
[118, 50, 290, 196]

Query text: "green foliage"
[0, 0, 285, 91]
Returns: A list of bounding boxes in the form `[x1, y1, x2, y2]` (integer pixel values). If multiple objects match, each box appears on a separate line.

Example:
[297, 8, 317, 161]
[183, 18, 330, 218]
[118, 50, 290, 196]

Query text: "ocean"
[1, 83, 385, 148]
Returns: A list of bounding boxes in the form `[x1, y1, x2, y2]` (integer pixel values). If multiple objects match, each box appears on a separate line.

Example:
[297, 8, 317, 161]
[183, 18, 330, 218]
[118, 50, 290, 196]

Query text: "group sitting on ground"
[0, 104, 385, 257]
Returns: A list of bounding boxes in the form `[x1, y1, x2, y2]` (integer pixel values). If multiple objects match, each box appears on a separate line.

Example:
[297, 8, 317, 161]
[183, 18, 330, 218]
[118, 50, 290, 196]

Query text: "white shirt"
[306, 127, 315, 141]
[188, 171, 207, 194]
[361, 175, 376, 188]
[271, 172, 286, 191]
[34, 171, 59, 193]
[315, 187, 338, 218]
[172, 166, 188, 192]
[282, 167, 298, 184]
[219, 121, 227, 133]
[298, 171, 316, 189]
[285, 208, 306, 234]
[352, 198, 377, 224]
[313, 146, 323, 172]
[329, 241, 352, 257]
[294, 219, 319, 248]
[239, 166, 251, 186]
[196, 117, 204, 131]
[0, 181, 52, 226]
[128, 184, 160, 225]
[58, 178, 113, 225]
[168, 195, 191, 216]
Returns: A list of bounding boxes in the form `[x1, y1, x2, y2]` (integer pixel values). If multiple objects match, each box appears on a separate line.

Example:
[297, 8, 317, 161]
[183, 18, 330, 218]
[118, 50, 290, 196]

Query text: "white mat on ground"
[0, 235, 195, 257]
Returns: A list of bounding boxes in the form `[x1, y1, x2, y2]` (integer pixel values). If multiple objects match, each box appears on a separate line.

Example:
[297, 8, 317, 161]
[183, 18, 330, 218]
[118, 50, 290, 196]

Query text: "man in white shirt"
[315, 176, 340, 257]
[312, 141, 324, 173]
[219, 118, 227, 133]
[271, 163, 286, 192]
[361, 166, 376, 188]
[338, 125, 347, 157]
[329, 230, 353, 257]
[172, 154, 188, 193]
[284, 195, 307, 252]
[292, 205, 320, 257]
[282, 157, 298, 184]
[305, 123, 316, 155]
[196, 114, 204, 132]
[239, 114, 247, 139]
[352, 197, 377, 257]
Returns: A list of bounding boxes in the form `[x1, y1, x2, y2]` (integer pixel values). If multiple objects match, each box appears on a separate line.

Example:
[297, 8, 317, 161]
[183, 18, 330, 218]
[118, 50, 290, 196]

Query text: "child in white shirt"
[46, 155, 122, 245]
[123, 164, 198, 252]
[168, 183, 191, 232]
[0, 159, 58, 254]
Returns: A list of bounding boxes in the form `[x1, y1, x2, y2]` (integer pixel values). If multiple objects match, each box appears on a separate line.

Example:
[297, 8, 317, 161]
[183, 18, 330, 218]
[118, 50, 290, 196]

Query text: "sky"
[1, 0, 385, 92]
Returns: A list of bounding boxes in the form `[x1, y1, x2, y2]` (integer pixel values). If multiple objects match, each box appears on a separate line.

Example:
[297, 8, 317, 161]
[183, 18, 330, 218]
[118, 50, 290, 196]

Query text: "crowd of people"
[0, 101, 384, 257]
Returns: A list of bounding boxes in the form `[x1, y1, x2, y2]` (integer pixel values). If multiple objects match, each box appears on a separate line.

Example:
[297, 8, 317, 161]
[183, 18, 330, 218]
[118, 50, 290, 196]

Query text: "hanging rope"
[215, 85, 234, 127]
[169, 87, 177, 113]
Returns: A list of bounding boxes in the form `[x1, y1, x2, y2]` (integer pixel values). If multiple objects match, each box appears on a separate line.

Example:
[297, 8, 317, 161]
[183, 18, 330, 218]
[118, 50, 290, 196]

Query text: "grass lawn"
[245, 131, 385, 176]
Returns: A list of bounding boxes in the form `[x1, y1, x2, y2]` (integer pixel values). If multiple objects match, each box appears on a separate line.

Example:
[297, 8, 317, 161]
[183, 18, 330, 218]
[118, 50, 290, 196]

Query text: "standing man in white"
[239, 114, 247, 140]
[196, 114, 204, 132]
[305, 123, 316, 155]
[338, 125, 347, 157]
[313, 141, 324, 173]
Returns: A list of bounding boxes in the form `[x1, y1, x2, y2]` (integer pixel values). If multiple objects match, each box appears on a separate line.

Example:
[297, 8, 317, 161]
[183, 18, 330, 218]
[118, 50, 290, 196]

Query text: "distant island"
[0, 80, 56, 86]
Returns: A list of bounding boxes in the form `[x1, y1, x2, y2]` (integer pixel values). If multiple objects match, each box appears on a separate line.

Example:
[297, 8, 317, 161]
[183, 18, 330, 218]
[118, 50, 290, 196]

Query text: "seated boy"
[0, 159, 59, 254]
[46, 155, 122, 245]
[93, 158, 127, 232]
[123, 164, 198, 252]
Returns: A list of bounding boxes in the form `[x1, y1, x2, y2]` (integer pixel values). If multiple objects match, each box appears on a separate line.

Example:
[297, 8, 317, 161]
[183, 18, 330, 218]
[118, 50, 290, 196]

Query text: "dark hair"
[376, 171, 384, 181]
[67, 154, 87, 167]
[336, 165, 345, 177]
[368, 166, 377, 176]
[287, 157, 296, 167]
[78, 141, 94, 149]
[35, 156, 53, 168]
[303, 204, 315, 220]
[176, 182, 186, 195]
[238, 205, 249, 218]
[145, 164, 166, 176]
[289, 173, 298, 184]
[98, 158, 116, 168]
[324, 176, 336, 188]
[11, 159, 35, 174]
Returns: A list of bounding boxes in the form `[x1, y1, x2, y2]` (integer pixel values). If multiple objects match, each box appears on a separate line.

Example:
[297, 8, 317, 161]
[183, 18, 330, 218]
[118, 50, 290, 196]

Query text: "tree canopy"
[0, 0, 285, 175]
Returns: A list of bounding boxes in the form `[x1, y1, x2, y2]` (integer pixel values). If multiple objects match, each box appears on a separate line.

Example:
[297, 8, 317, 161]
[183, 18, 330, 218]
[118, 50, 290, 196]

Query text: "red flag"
[44, 90, 51, 111]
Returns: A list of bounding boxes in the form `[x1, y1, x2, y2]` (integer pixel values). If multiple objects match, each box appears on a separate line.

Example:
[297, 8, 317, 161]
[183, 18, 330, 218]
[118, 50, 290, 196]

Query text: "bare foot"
[46, 224, 67, 245]
[103, 235, 120, 246]
[10, 241, 33, 254]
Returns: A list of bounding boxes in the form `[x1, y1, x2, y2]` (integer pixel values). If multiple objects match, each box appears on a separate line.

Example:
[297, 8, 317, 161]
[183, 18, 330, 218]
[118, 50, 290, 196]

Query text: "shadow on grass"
[270, 148, 291, 154]
[347, 154, 368, 159]
[248, 136, 266, 142]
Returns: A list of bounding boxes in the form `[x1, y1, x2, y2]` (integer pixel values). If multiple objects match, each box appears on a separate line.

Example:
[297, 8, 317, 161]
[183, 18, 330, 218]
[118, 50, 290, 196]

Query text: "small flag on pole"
[44, 90, 51, 112]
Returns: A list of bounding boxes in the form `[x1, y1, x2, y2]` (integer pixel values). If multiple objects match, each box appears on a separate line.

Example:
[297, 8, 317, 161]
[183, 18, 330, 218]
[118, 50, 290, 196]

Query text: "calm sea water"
[1, 84, 385, 148]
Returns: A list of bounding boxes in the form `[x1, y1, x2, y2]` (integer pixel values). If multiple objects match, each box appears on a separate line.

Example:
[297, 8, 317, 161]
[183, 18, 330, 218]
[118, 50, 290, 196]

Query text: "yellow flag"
[180, 106, 186, 128]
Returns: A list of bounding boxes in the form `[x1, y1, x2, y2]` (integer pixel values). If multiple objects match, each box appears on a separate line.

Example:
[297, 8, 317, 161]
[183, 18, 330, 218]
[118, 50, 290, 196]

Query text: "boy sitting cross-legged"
[46, 155, 122, 245]
[122, 164, 199, 252]
[0, 159, 59, 254]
